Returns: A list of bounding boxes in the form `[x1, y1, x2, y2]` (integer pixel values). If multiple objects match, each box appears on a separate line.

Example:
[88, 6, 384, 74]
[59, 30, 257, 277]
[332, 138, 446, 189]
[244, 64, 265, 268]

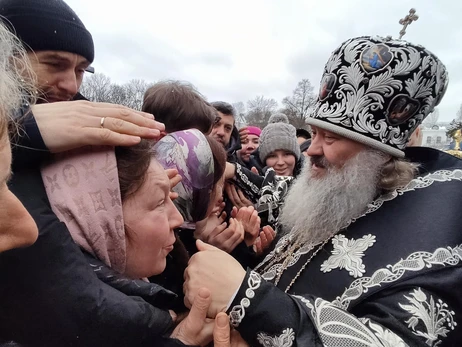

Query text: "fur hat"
[259, 113, 300, 162]
[307, 35, 448, 157]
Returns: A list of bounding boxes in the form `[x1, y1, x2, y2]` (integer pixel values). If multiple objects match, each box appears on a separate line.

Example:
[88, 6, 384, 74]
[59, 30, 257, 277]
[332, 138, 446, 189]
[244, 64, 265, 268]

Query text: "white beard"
[279, 150, 387, 246]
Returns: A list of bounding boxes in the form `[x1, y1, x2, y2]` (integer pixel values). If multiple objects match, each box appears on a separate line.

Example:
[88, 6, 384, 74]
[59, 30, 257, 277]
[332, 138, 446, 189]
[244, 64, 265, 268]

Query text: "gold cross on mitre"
[399, 8, 419, 39]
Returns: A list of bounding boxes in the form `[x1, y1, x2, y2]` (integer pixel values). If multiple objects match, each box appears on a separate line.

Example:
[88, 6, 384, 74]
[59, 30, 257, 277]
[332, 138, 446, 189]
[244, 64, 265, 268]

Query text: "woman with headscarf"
[154, 129, 260, 257]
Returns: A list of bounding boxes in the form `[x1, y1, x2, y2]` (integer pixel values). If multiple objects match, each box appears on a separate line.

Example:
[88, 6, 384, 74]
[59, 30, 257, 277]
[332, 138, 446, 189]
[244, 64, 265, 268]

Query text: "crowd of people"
[0, 0, 461, 346]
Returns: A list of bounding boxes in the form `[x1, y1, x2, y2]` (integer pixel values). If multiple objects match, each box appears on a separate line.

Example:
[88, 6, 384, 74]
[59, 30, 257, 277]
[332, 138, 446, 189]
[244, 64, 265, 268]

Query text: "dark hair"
[296, 128, 311, 140]
[142, 80, 215, 134]
[205, 136, 226, 186]
[115, 140, 153, 201]
[210, 101, 235, 117]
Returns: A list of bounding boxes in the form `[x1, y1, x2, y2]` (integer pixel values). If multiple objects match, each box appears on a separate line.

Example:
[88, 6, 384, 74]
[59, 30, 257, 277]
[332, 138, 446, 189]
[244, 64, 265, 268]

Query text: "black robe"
[227, 147, 462, 347]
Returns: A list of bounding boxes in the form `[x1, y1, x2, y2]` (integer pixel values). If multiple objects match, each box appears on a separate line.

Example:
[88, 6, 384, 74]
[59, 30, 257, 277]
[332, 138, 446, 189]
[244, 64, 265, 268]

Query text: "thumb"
[186, 287, 212, 333]
[213, 313, 231, 346]
[251, 167, 258, 174]
[196, 239, 220, 252]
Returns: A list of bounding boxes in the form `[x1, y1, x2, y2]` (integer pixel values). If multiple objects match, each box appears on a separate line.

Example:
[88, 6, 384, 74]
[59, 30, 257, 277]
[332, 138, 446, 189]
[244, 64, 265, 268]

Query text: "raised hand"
[232, 206, 261, 247]
[253, 225, 276, 256]
[239, 126, 249, 144]
[165, 168, 181, 200]
[184, 241, 246, 318]
[201, 217, 244, 253]
[225, 183, 253, 209]
[32, 100, 165, 153]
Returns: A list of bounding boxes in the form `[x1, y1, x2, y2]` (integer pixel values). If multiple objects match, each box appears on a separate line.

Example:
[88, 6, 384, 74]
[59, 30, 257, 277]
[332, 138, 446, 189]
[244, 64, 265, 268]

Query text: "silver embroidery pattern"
[313, 36, 445, 151]
[229, 271, 261, 328]
[257, 169, 462, 282]
[333, 244, 462, 310]
[294, 295, 408, 347]
[362, 169, 462, 218]
[320, 234, 376, 278]
[257, 328, 295, 347]
[360, 318, 409, 347]
[236, 163, 260, 195]
[399, 288, 457, 346]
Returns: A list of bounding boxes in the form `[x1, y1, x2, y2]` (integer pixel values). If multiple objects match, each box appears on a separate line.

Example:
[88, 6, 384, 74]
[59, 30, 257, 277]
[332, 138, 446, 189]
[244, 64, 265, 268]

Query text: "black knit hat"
[0, 0, 94, 63]
[308, 36, 448, 158]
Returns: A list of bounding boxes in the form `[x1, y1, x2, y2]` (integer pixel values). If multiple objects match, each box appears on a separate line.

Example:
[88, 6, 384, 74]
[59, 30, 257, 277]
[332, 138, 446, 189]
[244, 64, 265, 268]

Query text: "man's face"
[239, 134, 260, 162]
[307, 125, 367, 178]
[211, 112, 234, 147]
[27, 51, 90, 103]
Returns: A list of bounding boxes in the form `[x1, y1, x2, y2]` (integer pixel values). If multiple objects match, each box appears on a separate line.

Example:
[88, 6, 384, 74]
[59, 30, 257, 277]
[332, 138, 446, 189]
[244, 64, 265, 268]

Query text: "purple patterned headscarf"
[154, 129, 214, 224]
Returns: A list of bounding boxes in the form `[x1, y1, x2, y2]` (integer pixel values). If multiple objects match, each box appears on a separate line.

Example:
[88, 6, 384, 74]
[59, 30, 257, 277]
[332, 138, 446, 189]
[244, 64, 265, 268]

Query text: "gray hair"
[0, 19, 36, 139]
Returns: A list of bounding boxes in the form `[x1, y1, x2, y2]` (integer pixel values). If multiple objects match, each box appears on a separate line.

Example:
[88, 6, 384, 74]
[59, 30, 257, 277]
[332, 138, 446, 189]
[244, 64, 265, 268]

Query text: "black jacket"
[225, 125, 242, 163]
[1, 112, 188, 347]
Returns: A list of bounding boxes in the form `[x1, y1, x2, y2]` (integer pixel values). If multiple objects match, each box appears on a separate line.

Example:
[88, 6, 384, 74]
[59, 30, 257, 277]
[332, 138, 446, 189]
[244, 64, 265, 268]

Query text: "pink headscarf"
[41, 146, 127, 274]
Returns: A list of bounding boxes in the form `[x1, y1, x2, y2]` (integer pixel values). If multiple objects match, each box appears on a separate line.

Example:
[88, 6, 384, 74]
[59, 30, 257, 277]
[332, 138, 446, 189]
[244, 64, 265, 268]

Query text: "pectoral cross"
[399, 8, 419, 39]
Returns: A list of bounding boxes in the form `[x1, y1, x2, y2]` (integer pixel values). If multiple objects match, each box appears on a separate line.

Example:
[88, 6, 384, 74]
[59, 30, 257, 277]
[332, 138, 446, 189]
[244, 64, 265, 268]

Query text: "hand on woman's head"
[32, 101, 165, 153]
[165, 168, 182, 200]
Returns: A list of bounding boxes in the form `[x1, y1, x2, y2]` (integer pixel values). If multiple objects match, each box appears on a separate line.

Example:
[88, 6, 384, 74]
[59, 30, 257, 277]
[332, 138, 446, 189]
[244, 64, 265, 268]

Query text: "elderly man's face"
[307, 126, 367, 178]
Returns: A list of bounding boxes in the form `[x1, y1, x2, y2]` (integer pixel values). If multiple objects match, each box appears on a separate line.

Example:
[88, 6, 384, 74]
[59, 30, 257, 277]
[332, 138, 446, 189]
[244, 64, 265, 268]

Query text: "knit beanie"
[259, 113, 301, 163]
[246, 126, 262, 137]
[0, 0, 95, 63]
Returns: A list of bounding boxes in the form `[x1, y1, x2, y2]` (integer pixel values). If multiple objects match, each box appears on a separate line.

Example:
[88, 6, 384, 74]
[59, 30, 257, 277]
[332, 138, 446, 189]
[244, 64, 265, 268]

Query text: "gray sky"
[68, 0, 461, 121]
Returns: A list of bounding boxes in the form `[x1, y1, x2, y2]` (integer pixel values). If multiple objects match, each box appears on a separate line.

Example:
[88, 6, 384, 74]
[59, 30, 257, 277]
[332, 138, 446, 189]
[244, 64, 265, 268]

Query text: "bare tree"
[122, 79, 153, 111]
[79, 73, 112, 102]
[108, 84, 129, 106]
[423, 108, 440, 128]
[246, 96, 278, 128]
[79, 73, 154, 110]
[281, 79, 316, 129]
[232, 101, 246, 128]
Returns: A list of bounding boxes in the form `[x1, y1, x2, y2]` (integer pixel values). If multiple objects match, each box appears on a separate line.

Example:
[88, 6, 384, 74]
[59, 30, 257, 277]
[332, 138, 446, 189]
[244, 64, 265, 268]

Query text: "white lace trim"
[332, 244, 462, 310]
[229, 271, 261, 328]
[257, 328, 295, 347]
[294, 296, 409, 347]
[257, 169, 462, 281]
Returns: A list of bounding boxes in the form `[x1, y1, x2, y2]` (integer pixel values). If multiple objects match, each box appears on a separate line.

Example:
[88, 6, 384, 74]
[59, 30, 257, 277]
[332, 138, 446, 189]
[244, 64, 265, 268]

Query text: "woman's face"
[123, 160, 184, 278]
[265, 150, 296, 176]
[0, 133, 38, 252]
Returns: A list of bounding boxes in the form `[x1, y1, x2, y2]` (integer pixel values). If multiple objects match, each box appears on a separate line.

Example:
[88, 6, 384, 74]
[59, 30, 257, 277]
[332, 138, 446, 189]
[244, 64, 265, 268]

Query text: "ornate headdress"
[307, 33, 448, 157]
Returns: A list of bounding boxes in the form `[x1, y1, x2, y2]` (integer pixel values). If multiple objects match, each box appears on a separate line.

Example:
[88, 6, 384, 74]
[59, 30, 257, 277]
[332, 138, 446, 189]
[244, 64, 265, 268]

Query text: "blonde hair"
[378, 157, 418, 192]
[0, 20, 36, 141]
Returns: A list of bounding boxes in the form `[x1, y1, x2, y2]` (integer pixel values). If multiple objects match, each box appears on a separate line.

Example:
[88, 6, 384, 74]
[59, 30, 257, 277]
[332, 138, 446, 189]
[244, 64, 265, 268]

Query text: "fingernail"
[217, 314, 228, 328]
